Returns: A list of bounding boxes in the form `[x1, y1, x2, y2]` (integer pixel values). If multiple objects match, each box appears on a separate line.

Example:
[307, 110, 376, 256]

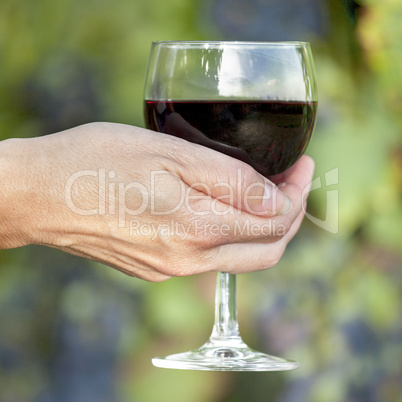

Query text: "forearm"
[0, 138, 34, 249]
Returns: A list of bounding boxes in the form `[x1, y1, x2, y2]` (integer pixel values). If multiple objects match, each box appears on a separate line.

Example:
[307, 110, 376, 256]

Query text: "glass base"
[152, 340, 299, 371]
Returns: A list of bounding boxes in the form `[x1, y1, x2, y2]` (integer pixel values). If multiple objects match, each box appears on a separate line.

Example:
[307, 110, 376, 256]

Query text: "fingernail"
[262, 180, 292, 215]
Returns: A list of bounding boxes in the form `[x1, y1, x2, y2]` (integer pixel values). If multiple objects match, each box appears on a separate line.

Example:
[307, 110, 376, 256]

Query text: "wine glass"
[143, 41, 317, 371]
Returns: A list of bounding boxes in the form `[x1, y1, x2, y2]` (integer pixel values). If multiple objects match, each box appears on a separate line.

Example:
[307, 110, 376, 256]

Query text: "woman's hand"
[0, 122, 314, 281]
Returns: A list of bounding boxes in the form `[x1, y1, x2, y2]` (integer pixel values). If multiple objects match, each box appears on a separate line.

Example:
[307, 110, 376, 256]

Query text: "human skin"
[0, 122, 314, 282]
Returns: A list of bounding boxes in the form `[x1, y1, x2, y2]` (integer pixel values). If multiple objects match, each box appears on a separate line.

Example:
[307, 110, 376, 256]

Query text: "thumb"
[177, 144, 292, 216]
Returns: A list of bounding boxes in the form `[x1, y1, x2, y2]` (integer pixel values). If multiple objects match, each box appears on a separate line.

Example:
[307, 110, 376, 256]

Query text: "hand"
[0, 122, 314, 281]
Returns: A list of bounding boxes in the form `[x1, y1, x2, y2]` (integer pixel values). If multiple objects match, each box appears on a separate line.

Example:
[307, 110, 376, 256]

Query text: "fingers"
[270, 155, 315, 190]
[185, 156, 315, 274]
[272, 155, 315, 219]
[174, 143, 292, 217]
[182, 154, 314, 245]
[195, 206, 307, 275]
[210, 241, 287, 274]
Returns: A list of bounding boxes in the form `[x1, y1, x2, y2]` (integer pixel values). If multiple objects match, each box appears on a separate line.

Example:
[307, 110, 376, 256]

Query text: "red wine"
[144, 100, 316, 176]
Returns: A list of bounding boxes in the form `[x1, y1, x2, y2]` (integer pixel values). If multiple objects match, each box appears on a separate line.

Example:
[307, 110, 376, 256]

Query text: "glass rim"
[151, 40, 311, 48]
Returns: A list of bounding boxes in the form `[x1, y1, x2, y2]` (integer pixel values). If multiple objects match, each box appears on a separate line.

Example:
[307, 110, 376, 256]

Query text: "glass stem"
[210, 272, 241, 342]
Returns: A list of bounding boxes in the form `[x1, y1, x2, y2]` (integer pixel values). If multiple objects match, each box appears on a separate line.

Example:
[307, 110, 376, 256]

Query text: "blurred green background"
[0, 0, 401, 401]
